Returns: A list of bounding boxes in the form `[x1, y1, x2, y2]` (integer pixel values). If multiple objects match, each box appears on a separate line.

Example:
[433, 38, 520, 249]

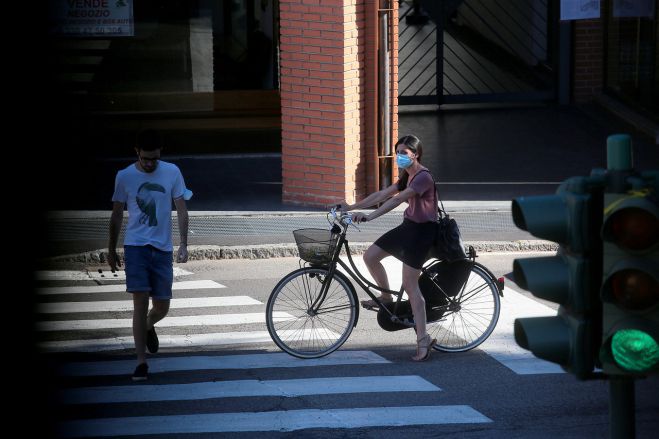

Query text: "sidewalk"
[43, 202, 556, 265]
[40, 103, 658, 264]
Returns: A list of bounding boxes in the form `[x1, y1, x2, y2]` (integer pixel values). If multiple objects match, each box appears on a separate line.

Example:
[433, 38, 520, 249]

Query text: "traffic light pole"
[609, 377, 635, 439]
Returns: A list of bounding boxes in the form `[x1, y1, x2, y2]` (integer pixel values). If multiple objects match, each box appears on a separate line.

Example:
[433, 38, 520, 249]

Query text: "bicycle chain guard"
[376, 301, 446, 331]
[377, 301, 414, 331]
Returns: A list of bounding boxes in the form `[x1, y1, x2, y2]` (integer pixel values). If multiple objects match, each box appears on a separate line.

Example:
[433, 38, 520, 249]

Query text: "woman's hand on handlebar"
[328, 202, 368, 225]
[351, 212, 369, 224]
[336, 200, 351, 212]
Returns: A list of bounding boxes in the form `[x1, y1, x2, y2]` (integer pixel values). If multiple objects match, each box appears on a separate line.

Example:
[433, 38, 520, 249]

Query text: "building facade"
[46, 0, 657, 208]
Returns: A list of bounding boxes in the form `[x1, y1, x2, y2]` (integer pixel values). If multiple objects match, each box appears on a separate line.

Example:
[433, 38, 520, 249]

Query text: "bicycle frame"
[305, 231, 387, 312]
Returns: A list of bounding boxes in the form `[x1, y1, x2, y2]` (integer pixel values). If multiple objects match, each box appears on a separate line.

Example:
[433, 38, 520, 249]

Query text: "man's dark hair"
[135, 129, 163, 152]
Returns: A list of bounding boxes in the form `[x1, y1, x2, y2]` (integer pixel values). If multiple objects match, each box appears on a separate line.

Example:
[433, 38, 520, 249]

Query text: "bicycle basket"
[293, 228, 339, 265]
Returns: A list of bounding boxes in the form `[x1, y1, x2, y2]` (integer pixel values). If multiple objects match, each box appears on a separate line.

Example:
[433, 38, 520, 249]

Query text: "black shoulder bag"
[428, 173, 467, 261]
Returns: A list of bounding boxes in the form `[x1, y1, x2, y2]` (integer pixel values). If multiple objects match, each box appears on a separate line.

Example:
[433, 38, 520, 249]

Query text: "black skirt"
[374, 219, 436, 269]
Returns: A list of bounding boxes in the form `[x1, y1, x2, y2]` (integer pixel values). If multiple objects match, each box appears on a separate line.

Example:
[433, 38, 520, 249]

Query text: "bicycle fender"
[474, 261, 504, 297]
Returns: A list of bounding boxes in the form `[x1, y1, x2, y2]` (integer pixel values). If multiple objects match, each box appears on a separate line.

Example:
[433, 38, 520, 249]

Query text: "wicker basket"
[293, 228, 339, 265]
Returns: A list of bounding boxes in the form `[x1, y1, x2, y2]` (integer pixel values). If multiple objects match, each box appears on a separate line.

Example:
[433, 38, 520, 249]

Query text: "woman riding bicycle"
[338, 134, 438, 362]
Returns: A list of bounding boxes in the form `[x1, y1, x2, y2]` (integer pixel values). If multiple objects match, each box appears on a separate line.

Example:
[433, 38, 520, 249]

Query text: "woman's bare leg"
[363, 244, 392, 301]
[402, 263, 435, 361]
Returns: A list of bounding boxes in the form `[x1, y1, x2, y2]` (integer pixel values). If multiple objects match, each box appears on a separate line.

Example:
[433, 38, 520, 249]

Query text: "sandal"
[360, 297, 393, 311]
[412, 334, 437, 362]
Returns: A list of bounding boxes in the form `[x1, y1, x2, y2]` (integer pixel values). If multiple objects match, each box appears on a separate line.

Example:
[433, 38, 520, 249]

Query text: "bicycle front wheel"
[266, 267, 357, 359]
[427, 263, 501, 352]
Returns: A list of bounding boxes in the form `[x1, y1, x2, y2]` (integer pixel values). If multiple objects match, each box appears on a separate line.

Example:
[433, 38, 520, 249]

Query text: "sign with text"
[560, 0, 601, 20]
[50, 0, 134, 37]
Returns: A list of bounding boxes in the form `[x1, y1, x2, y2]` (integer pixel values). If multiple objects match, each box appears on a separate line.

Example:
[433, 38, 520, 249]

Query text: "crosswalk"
[37, 260, 561, 436]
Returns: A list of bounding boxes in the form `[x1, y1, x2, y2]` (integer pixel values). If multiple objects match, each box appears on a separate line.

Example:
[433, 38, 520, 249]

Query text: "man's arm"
[174, 197, 189, 263]
[108, 201, 125, 271]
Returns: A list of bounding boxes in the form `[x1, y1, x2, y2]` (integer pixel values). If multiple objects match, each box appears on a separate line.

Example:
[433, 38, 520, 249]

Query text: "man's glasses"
[139, 155, 160, 163]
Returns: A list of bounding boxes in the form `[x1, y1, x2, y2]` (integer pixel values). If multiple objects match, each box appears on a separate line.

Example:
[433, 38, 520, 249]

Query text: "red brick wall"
[573, 19, 603, 103]
[280, 0, 398, 207]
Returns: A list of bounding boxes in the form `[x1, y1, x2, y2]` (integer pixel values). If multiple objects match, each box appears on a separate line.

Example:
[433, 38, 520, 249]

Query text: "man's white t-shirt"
[112, 160, 186, 252]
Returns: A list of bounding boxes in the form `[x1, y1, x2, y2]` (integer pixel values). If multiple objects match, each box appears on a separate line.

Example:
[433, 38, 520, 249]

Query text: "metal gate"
[398, 0, 558, 106]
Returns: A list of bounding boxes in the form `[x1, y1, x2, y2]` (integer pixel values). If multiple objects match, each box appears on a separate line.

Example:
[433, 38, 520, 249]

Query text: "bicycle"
[265, 207, 504, 359]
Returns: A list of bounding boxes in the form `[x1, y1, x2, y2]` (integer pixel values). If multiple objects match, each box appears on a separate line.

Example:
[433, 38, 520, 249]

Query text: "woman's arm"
[352, 187, 417, 223]
[342, 183, 399, 210]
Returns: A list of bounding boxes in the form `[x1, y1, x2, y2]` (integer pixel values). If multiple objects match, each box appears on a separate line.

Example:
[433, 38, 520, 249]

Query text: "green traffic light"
[611, 329, 659, 372]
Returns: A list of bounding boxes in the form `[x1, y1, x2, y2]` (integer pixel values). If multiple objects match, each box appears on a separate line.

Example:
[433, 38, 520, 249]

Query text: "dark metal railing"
[398, 0, 555, 106]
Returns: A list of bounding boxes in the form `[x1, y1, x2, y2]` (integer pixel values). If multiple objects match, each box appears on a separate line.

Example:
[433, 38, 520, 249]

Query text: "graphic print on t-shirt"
[136, 182, 166, 226]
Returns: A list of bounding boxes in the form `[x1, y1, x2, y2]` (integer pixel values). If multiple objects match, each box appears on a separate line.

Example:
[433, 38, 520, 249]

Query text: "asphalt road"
[34, 253, 659, 438]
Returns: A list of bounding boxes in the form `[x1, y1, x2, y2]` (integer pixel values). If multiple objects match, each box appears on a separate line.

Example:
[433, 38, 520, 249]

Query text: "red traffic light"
[609, 269, 659, 311]
[605, 207, 659, 251]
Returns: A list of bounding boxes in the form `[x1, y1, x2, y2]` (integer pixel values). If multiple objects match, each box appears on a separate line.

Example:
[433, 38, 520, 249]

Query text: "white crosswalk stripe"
[480, 284, 565, 374]
[35, 267, 193, 281]
[61, 375, 440, 404]
[60, 351, 391, 376]
[40, 329, 341, 353]
[37, 296, 261, 313]
[37, 312, 293, 331]
[38, 280, 225, 295]
[59, 406, 492, 437]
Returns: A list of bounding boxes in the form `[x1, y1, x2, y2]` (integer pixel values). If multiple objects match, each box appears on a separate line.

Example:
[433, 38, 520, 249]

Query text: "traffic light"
[511, 174, 604, 379]
[599, 177, 659, 377]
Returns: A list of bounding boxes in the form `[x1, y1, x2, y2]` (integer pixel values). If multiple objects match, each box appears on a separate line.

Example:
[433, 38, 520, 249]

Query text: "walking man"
[108, 129, 189, 381]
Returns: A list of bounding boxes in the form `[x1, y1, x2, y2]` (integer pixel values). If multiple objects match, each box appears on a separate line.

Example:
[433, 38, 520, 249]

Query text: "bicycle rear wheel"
[266, 267, 357, 359]
[426, 262, 501, 352]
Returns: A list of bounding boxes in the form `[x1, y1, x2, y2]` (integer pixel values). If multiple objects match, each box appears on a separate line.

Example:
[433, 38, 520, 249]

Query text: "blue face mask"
[396, 153, 413, 169]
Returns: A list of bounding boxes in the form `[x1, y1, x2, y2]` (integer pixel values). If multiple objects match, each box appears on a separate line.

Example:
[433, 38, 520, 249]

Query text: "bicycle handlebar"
[329, 206, 367, 234]
[329, 206, 349, 226]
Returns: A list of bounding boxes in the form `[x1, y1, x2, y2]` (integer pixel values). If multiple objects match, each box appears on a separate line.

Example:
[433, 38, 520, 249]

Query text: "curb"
[43, 240, 558, 264]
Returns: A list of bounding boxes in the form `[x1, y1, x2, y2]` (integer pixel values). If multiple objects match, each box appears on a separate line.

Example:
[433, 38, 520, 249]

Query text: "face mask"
[396, 153, 413, 169]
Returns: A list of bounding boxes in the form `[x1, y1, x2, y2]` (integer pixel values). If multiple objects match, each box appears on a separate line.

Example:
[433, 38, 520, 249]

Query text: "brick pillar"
[280, 0, 398, 207]
[573, 19, 603, 104]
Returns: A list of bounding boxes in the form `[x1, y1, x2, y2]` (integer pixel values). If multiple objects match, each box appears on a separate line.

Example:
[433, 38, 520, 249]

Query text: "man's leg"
[147, 299, 170, 330]
[132, 292, 150, 366]
[145, 247, 174, 353]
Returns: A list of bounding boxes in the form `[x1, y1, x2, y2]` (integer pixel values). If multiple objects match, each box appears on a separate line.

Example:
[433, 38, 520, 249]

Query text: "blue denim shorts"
[124, 245, 174, 299]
